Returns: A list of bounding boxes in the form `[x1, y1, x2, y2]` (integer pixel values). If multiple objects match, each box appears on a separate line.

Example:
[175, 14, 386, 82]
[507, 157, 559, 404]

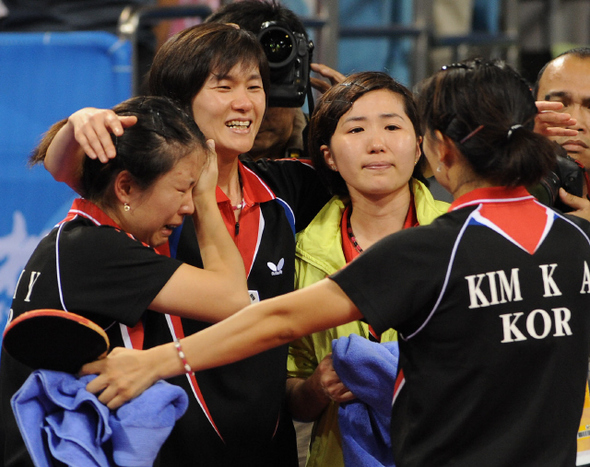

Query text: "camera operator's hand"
[535, 101, 578, 137]
[310, 63, 346, 94]
[558, 188, 590, 222]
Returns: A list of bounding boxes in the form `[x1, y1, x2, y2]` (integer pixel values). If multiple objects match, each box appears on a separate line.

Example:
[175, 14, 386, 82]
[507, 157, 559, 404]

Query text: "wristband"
[174, 339, 193, 374]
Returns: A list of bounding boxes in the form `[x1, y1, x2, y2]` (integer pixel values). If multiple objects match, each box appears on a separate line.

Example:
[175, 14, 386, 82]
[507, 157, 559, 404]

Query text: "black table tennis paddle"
[3, 309, 109, 373]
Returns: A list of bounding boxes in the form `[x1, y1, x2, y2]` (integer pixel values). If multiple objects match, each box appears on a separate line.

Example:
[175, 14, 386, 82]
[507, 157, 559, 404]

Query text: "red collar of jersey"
[215, 161, 276, 206]
[63, 198, 152, 248]
[341, 194, 418, 263]
[64, 198, 123, 229]
[450, 186, 533, 212]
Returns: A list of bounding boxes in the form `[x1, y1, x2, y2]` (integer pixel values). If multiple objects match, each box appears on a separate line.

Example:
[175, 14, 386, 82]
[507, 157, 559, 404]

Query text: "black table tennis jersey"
[0, 198, 182, 467]
[332, 186, 590, 467]
[144, 158, 330, 467]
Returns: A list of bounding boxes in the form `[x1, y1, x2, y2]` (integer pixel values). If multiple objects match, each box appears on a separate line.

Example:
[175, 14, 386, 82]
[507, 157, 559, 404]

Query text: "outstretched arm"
[82, 278, 362, 409]
[33, 108, 137, 193]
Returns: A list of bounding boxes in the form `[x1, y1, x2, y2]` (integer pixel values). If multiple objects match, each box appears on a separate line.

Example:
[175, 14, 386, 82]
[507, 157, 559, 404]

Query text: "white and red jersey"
[1, 199, 182, 466]
[145, 158, 330, 466]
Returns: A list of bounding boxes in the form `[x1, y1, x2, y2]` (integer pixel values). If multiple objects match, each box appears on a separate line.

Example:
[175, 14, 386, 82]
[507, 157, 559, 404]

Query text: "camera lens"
[259, 28, 295, 67]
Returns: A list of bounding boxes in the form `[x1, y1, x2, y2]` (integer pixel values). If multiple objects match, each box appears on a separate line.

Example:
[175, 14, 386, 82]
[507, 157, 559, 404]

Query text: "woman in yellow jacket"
[286, 71, 449, 467]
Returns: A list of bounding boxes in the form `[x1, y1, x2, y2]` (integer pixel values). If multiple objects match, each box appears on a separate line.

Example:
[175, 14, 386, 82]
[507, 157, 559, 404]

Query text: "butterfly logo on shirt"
[267, 258, 284, 276]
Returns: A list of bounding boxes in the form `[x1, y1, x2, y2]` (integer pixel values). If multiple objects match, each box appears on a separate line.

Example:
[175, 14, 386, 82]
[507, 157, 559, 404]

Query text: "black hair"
[205, 0, 307, 35]
[309, 71, 422, 197]
[81, 96, 207, 205]
[418, 58, 556, 187]
[148, 23, 270, 118]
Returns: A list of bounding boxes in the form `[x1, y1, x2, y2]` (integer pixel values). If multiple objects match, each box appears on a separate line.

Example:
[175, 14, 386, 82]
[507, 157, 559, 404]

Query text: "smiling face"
[537, 54, 590, 169]
[125, 152, 202, 247]
[191, 62, 266, 162]
[322, 89, 421, 200]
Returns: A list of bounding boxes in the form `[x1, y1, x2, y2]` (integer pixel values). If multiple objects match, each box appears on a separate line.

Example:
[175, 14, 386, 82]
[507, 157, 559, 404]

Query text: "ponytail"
[418, 59, 557, 187]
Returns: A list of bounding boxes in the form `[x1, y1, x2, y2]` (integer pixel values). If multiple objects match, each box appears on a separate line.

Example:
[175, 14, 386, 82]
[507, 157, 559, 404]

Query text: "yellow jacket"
[287, 179, 449, 467]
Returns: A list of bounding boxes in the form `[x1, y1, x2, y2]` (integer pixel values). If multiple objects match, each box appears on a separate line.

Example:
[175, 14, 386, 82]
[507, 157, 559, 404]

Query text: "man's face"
[250, 107, 297, 159]
[537, 55, 590, 169]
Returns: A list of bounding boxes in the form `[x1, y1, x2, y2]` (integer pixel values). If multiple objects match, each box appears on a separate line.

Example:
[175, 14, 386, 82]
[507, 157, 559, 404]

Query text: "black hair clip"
[441, 58, 493, 72]
[442, 115, 484, 144]
[460, 125, 484, 144]
[322, 99, 354, 105]
[440, 63, 470, 71]
[151, 110, 163, 132]
[338, 81, 370, 91]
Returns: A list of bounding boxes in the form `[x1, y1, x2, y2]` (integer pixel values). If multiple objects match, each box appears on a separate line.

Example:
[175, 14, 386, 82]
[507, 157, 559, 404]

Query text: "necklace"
[346, 210, 363, 253]
[232, 199, 245, 211]
[230, 170, 245, 211]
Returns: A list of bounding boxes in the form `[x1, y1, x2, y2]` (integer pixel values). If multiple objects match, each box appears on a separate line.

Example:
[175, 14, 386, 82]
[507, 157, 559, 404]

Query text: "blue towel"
[332, 334, 399, 467]
[11, 370, 189, 467]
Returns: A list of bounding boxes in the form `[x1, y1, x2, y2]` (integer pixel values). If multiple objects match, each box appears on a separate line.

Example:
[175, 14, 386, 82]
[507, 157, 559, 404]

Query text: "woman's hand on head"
[68, 108, 137, 163]
[80, 346, 160, 410]
[534, 101, 578, 137]
[193, 140, 219, 202]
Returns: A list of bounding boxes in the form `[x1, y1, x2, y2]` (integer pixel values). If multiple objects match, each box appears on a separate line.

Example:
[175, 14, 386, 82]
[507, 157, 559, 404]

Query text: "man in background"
[534, 47, 590, 171]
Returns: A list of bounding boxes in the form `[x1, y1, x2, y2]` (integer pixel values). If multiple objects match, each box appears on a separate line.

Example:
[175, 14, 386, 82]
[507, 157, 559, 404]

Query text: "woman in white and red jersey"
[0, 95, 250, 467]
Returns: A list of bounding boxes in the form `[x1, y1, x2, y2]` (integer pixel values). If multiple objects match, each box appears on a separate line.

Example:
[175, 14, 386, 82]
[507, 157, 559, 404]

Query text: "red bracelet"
[174, 339, 192, 374]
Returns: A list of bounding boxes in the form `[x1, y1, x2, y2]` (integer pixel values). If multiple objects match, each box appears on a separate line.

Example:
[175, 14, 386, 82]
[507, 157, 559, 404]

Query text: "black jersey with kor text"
[332, 186, 590, 467]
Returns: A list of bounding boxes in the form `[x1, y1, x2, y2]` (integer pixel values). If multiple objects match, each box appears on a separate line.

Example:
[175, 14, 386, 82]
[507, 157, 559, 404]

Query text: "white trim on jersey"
[403, 212, 472, 341]
[55, 221, 69, 312]
[164, 313, 224, 441]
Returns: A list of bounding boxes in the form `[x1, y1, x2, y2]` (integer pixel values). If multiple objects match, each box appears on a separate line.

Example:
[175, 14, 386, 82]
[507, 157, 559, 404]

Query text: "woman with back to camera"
[82, 59, 590, 466]
[285, 71, 449, 467]
[0, 95, 250, 466]
[35, 23, 330, 466]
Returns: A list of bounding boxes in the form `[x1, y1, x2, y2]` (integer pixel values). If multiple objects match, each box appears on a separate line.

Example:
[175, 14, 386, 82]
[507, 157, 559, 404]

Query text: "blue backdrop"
[0, 32, 131, 342]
